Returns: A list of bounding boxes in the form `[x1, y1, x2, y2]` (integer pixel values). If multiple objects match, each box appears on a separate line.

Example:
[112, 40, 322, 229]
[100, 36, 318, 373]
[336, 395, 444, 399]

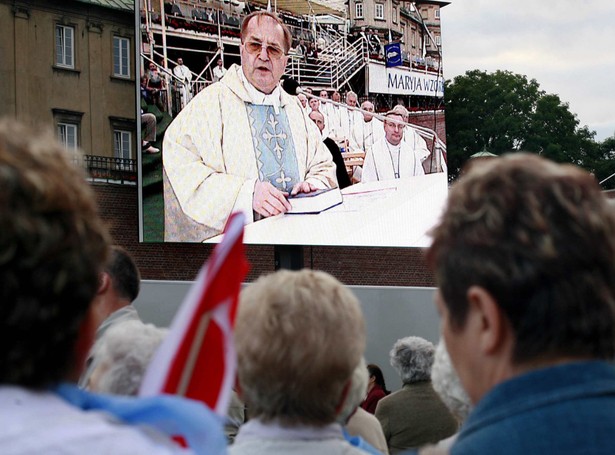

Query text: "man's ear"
[466, 286, 509, 356]
[97, 272, 111, 294]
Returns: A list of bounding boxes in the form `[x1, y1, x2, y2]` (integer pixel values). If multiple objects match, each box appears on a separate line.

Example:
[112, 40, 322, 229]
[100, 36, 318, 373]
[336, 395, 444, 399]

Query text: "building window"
[114, 130, 132, 160]
[113, 36, 131, 78]
[58, 123, 79, 150]
[435, 8, 440, 19]
[53, 109, 83, 151]
[110, 117, 136, 168]
[412, 31, 416, 48]
[375, 3, 384, 20]
[355, 2, 363, 18]
[393, 7, 397, 23]
[55, 25, 75, 68]
[435, 35, 441, 46]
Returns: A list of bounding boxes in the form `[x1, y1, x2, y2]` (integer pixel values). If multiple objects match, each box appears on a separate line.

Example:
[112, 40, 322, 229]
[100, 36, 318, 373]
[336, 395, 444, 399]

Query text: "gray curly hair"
[90, 320, 168, 396]
[390, 336, 435, 384]
[431, 342, 472, 422]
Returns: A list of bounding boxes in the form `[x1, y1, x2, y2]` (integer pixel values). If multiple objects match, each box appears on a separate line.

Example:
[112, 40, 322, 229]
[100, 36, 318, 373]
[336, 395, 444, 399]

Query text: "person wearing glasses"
[361, 109, 425, 183]
[162, 11, 337, 242]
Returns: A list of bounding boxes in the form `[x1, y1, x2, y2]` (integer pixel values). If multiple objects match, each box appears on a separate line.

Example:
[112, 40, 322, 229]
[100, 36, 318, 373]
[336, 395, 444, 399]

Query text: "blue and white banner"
[384, 43, 402, 68]
[368, 63, 444, 98]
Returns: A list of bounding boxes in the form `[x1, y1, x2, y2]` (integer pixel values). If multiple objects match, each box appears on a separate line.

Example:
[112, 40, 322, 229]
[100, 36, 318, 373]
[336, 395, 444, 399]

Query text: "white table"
[207, 172, 448, 247]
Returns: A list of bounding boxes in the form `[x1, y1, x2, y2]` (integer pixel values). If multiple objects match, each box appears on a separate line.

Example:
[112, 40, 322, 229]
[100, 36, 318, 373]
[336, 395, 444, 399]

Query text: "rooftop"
[74, 0, 134, 12]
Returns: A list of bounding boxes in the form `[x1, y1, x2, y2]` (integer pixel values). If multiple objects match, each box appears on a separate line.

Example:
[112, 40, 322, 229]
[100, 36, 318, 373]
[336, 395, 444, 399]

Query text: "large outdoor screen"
[137, 0, 448, 247]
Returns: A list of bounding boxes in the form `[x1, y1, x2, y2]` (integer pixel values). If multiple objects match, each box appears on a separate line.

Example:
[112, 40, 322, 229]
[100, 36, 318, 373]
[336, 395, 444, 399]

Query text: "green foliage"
[588, 134, 615, 190]
[444, 70, 613, 186]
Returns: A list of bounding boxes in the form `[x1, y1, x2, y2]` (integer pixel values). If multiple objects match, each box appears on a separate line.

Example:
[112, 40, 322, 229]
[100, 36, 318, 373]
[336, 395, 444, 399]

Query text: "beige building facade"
[0, 0, 136, 159]
[348, 0, 447, 68]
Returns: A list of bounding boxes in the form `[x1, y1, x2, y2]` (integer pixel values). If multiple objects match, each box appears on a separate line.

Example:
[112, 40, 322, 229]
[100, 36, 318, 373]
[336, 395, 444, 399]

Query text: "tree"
[588, 134, 615, 190]
[444, 70, 599, 180]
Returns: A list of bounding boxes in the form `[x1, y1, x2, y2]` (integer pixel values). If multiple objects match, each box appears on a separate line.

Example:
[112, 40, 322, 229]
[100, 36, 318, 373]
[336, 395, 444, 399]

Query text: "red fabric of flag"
[140, 212, 249, 416]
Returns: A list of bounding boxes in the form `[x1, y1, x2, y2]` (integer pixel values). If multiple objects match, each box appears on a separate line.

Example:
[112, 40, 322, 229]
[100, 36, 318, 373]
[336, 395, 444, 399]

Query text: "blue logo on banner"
[385, 42, 402, 68]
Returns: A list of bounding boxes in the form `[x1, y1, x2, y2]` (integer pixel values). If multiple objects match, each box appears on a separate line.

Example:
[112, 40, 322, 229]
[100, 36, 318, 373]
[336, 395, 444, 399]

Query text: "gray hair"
[91, 320, 167, 395]
[236, 269, 366, 425]
[431, 342, 472, 422]
[390, 336, 435, 384]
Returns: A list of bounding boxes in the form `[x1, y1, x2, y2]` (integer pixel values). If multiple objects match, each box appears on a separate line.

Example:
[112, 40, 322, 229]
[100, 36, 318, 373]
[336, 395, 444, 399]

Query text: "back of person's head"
[0, 119, 110, 388]
[337, 357, 369, 424]
[367, 363, 389, 394]
[105, 246, 141, 303]
[431, 342, 472, 423]
[89, 320, 167, 396]
[390, 336, 434, 384]
[427, 153, 615, 363]
[235, 269, 366, 426]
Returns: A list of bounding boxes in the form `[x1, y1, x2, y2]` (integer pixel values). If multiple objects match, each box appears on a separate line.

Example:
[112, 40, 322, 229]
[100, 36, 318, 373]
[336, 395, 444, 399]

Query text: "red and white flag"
[139, 212, 249, 416]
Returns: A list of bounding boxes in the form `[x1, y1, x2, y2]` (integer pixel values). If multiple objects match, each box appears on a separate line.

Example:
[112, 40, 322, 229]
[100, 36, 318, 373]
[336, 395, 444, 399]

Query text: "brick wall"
[94, 184, 435, 286]
[409, 111, 447, 145]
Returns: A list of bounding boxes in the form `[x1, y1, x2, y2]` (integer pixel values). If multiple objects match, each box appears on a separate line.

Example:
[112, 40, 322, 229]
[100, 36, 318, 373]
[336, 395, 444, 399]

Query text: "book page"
[328, 187, 397, 212]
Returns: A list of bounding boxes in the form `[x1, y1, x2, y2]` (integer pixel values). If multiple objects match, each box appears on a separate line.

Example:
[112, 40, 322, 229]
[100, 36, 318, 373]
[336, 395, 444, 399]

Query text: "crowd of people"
[4, 9, 615, 455]
[4, 108, 615, 453]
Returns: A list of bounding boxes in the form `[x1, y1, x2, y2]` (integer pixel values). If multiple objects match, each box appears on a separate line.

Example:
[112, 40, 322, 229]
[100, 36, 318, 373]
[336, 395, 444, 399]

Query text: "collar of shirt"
[239, 69, 282, 114]
[235, 418, 345, 442]
[386, 141, 401, 153]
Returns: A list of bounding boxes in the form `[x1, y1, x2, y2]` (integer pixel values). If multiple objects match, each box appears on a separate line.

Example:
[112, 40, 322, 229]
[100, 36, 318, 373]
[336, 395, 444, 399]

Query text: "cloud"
[441, 0, 615, 140]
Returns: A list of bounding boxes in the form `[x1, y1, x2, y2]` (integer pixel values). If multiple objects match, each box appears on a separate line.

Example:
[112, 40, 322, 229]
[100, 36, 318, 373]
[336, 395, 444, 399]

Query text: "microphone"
[281, 76, 302, 96]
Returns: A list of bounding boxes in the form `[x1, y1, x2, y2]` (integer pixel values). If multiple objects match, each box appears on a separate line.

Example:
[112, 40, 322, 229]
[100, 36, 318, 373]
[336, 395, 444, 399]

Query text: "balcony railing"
[75, 155, 138, 186]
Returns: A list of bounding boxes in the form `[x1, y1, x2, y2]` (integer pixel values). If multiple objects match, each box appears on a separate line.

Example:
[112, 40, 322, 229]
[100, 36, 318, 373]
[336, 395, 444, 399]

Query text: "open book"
[287, 187, 343, 214]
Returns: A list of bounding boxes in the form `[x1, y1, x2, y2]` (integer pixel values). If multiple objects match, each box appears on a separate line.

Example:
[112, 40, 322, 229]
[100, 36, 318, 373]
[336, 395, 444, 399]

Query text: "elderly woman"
[87, 320, 167, 396]
[418, 342, 473, 454]
[431, 342, 472, 426]
[230, 269, 367, 454]
[375, 336, 457, 453]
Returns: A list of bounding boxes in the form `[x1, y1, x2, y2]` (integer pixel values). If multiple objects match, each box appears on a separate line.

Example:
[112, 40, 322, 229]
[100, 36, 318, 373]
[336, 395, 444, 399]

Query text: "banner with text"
[368, 63, 444, 98]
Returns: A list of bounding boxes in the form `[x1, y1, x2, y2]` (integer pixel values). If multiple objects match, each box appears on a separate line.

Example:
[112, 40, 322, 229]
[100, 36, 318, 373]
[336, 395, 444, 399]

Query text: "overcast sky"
[440, 0, 615, 141]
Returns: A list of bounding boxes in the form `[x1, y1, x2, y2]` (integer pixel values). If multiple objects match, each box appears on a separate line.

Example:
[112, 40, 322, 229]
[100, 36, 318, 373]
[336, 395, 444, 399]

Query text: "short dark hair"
[0, 119, 110, 388]
[106, 246, 141, 302]
[240, 11, 292, 53]
[427, 153, 615, 363]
